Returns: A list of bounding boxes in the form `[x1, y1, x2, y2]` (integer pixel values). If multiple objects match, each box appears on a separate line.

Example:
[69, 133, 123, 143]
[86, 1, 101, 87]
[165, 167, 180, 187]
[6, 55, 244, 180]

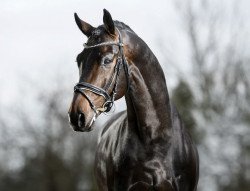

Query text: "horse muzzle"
[68, 109, 96, 132]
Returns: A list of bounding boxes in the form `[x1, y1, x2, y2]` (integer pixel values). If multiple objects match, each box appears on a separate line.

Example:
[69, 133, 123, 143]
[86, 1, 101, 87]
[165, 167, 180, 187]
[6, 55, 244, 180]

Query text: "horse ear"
[103, 9, 115, 35]
[74, 13, 94, 37]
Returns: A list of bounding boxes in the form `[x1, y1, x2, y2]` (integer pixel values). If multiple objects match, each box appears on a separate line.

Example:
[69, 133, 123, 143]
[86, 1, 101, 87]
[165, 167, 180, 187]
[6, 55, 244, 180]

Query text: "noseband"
[74, 28, 130, 116]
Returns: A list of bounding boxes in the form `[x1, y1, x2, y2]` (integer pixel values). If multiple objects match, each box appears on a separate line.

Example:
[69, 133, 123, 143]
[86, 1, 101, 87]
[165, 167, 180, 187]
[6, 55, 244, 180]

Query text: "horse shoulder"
[95, 111, 128, 188]
[100, 110, 127, 138]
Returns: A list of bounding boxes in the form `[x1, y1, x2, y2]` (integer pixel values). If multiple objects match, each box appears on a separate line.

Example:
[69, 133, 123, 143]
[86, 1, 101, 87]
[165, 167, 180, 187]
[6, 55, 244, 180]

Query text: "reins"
[74, 28, 130, 116]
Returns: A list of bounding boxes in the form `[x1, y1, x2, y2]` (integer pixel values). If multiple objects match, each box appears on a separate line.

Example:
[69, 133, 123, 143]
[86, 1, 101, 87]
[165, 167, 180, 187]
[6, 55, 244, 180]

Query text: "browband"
[83, 42, 124, 49]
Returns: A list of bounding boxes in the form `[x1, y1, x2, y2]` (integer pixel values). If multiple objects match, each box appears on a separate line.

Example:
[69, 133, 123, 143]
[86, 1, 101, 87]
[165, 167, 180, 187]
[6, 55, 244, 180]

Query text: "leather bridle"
[74, 28, 130, 117]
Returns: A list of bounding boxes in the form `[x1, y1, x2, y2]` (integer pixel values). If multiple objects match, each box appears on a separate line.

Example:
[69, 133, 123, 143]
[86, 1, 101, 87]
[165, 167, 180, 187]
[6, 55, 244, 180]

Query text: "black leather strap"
[74, 88, 97, 112]
[75, 82, 110, 100]
[117, 29, 130, 92]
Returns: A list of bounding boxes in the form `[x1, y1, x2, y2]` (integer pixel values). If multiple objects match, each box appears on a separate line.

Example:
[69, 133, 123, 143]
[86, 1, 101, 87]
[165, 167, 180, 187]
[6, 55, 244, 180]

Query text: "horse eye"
[104, 58, 112, 65]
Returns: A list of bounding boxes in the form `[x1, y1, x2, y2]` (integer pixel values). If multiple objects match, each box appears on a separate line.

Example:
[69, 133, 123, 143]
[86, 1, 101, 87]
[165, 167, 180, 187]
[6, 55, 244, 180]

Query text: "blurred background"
[1, 0, 250, 190]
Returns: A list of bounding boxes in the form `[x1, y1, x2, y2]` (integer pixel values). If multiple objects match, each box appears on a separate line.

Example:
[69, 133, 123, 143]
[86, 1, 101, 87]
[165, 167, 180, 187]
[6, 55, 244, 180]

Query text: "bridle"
[74, 28, 130, 118]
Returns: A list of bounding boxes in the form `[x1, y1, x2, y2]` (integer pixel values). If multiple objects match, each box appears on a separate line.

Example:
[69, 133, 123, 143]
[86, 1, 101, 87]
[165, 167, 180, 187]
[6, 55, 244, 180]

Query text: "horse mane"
[114, 20, 135, 34]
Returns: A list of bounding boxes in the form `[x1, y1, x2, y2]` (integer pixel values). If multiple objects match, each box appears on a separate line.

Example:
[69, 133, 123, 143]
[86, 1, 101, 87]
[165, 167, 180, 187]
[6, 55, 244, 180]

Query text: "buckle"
[118, 43, 123, 47]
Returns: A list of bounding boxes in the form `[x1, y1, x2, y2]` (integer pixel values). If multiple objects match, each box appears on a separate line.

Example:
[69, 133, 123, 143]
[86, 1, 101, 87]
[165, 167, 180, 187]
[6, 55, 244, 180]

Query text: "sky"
[0, 0, 186, 108]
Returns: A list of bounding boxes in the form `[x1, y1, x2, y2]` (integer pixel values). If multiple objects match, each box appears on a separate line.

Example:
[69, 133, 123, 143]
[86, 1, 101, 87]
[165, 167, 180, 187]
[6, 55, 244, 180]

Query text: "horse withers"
[68, 9, 199, 191]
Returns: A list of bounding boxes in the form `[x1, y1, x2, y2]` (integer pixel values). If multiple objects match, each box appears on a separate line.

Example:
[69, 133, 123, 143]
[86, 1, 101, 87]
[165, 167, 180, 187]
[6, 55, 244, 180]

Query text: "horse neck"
[125, 36, 172, 144]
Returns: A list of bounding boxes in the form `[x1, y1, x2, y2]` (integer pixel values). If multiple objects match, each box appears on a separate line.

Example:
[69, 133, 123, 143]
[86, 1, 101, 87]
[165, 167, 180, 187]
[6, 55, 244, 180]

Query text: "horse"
[68, 9, 199, 191]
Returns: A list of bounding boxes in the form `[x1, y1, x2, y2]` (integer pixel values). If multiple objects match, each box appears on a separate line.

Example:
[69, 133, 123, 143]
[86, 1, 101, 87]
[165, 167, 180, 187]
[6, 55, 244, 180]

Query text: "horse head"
[68, 9, 129, 132]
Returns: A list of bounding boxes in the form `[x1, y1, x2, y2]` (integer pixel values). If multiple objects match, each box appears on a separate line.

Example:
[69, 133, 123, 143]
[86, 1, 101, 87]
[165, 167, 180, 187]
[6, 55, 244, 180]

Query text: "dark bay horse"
[68, 9, 199, 191]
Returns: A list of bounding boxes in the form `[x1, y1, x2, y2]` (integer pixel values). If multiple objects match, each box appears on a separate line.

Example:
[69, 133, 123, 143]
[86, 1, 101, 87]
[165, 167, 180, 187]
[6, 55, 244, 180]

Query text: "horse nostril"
[78, 113, 85, 128]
